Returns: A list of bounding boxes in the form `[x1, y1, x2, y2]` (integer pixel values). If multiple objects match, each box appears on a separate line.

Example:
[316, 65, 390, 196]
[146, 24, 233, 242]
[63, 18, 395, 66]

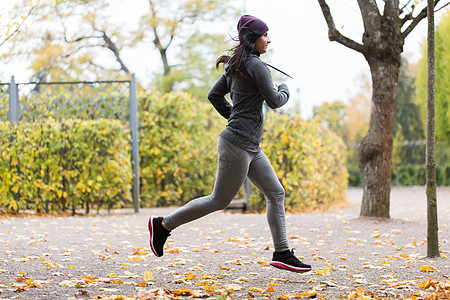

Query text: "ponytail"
[215, 31, 261, 80]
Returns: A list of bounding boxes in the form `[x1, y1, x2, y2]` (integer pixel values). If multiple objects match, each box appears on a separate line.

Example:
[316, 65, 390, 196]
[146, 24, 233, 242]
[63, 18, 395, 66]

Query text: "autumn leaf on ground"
[218, 265, 236, 271]
[137, 288, 171, 299]
[171, 288, 194, 296]
[136, 281, 149, 286]
[233, 276, 249, 283]
[419, 265, 440, 272]
[315, 267, 330, 276]
[266, 286, 276, 292]
[320, 280, 338, 287]
[249, 286, 267, 296]
[185, 272, 196, 281]
[219, 283, 242, 293]
[143, 270, 153, 281]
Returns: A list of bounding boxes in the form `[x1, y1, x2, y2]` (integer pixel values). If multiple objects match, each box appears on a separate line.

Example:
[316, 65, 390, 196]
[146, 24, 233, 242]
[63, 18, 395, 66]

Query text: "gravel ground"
[0, 186, 449, 299]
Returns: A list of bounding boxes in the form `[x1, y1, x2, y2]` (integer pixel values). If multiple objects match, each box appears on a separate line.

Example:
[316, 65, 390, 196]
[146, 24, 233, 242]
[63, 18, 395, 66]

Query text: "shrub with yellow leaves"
[0, 119, 132, 214]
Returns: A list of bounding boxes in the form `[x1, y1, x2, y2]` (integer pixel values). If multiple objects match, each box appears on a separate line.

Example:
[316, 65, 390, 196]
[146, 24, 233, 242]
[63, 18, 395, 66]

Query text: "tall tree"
[425, 0, 439, 258]
[318, 0, 448, 218]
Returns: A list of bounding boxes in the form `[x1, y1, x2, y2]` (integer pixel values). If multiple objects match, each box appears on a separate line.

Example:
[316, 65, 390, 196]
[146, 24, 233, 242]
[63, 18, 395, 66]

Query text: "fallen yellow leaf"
[419, 265, 439, 272]
[266, 286, 276, 292]
[315, 267, 330, 276]
[143, 270, 153, 281]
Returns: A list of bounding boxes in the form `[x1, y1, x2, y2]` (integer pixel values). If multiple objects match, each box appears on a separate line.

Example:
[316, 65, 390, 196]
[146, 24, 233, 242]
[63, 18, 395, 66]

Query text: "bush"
[391, 164, 450, 186]
[252, 113, 348, 212]
[0, 119, 132, 214]
[138, 92, 224, 207]
[445, 165, 450, 186]
[348, 164, 363, 187]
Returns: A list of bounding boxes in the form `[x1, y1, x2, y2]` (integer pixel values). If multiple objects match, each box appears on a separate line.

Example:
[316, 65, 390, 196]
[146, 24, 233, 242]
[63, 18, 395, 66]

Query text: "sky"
[0, 0, 444, 119]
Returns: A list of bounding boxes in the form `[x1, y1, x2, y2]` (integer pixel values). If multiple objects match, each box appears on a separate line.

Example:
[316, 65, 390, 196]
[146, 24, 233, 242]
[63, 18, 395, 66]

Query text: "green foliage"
[0, 119, 132, 213]
[417, 9, 450, 147]
[347, 165, 363, 187]
[393, 164, 449, 186]
[312, 101, 346, 136]
[138, 92, 225, 207]
[392, 123, 404, 185]
[395, 58, 425, 164]
[252, 113, 348, 211]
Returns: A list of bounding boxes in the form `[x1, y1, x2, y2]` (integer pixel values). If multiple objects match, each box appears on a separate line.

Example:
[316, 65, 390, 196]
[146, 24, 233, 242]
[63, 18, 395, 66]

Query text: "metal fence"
[0, 75, 140, 212]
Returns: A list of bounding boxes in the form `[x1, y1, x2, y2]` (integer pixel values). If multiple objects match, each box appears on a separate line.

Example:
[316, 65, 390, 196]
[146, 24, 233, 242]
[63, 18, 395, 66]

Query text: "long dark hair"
[215, 31, 262, 80]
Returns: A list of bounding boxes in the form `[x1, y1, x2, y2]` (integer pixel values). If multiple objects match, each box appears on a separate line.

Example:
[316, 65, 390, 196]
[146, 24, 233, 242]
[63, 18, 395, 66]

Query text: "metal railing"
[0, 75, 140, 212]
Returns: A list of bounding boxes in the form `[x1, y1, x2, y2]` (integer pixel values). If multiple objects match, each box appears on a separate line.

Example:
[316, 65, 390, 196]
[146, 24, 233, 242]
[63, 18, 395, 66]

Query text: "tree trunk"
[358, 0, 403, 218]
[359, 57, 400, 218]
[426, 0, 439, 258]
[160, 47, 170, 76]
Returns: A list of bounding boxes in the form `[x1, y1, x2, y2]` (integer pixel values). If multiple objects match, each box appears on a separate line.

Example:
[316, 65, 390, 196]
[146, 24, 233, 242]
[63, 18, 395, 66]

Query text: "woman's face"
[255, 32, 271, 55]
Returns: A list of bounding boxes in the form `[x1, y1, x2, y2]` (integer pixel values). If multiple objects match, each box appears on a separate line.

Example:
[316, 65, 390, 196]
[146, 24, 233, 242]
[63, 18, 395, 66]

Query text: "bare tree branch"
[401, 0, 414, 12]
[60, 44, 104, 59]
[88, 61, 114, 71]
[402, 0, 441, 39]
[0, 4, 37, 48]
[317, 0, 366, 54]
[101, 31, 130, 74]
[54, 1, 130, 75]
[436, 1, 450, 12]
[148, 0, 171, 75]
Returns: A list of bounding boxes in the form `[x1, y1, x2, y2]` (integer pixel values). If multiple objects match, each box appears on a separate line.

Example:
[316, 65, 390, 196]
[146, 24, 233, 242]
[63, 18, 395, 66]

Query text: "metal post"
[129, 74, 140, 213]
[9, 76, 19, 122]
[244, 178, 252, 211]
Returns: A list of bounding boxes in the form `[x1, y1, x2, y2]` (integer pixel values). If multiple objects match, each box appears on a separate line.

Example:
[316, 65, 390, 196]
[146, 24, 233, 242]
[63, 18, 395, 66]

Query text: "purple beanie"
[237, 15, 269, 42]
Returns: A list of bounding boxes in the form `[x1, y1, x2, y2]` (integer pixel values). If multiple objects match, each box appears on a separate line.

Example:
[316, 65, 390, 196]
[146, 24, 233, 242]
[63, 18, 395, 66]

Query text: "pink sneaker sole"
[148, 216, 159, 257]
[270, 261, 311, 273]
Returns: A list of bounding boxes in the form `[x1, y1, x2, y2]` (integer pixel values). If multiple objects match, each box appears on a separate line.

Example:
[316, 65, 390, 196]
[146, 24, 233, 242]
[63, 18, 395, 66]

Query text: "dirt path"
[0, 187, 449, 299]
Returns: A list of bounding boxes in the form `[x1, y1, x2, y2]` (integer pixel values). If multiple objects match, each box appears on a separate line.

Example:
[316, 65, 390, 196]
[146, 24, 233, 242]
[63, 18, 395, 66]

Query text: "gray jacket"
[207, 54, 290, 152]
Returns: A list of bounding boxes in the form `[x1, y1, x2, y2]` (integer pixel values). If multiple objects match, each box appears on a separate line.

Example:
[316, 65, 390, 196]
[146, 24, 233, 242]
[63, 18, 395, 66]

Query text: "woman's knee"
[209, 195, 233, 211]
[267, 185, 285, 203]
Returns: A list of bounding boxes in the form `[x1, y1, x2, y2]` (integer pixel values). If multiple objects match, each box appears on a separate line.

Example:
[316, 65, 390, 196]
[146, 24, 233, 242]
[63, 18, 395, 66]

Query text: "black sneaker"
[270, 249, 312, 273]
[148, 216, 171, 257]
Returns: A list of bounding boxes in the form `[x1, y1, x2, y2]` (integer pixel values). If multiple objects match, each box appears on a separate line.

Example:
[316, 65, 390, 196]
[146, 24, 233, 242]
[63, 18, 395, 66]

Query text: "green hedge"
[0, 119, 132, 214]
[139, 92, 225, 206]
[254, 113, 348, 211]
[348, 163, 450, 186]
[394, 164, 449, 186]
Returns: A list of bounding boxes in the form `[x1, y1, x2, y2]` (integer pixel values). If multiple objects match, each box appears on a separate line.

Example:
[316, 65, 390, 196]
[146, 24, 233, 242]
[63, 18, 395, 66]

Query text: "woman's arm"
[207, 74, 232, 119]
[247, 58, 290, 109]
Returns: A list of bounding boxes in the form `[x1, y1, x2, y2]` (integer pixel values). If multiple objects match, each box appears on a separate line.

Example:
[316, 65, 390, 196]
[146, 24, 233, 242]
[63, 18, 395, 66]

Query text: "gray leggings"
[164, 136, 289, 252]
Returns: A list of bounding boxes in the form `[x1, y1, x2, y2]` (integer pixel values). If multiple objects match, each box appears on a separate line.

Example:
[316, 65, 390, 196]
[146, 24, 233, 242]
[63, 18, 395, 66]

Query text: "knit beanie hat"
[237, 15, 269, 42]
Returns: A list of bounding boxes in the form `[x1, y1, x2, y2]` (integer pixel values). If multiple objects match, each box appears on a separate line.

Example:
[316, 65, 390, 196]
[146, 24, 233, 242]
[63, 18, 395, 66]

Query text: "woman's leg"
[247, 150, 289, 252]
[164, 137, 253, 230]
